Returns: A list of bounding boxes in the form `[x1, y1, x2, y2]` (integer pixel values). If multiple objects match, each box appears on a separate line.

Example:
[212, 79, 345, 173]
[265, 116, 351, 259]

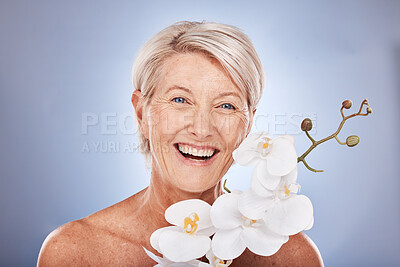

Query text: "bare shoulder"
[37, 219, 92, 266]
[37, 189, 151, 266]
[273, 232, 324, 267]
[233, 232, 323, 267]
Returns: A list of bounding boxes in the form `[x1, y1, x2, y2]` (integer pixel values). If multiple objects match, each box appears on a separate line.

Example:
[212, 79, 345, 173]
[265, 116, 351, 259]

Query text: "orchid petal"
[177, 260, 203, 267]
[158, 230, 211, 262]
[210, 193, 243, 229]
[185, 260, 204, 267]
[280, 135, 294, 144]
[143, 247, 162, 264]
[282, 166, 298, 185]
[197, 225, 217, 237]
[231, 190, 243, 195]
[264, 195, 314, 236]
[165, 199, 212, 230]
[170, 263, 199, 267]
[241, 224, 289, 256]
[150, 226, 178, 253]
[251, 171, 275, 198]
[144, 247, 201, 266]
[205, 249, 214, 265]
[256, 160, 281, 190]
[232, 132, 270, 166]
[238, 189, 274, 220]
[266, 136, 297, 176]
[211, 227, 246, 260]
[304, 215, 314, 231]
[204, 249, 231, 267]
[232, 149, 260, 166]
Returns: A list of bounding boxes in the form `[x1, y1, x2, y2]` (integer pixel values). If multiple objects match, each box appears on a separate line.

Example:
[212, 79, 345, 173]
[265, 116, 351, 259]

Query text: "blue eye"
[172, 97, 185, 103]
[221, 103, 235, 110]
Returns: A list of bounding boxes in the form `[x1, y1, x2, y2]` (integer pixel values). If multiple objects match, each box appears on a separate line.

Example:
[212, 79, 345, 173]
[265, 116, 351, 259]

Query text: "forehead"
[158, 52, 243, 96]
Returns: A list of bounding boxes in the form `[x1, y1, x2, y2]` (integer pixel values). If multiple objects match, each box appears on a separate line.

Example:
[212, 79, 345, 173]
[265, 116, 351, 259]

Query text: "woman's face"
[142, 52, 254, 192]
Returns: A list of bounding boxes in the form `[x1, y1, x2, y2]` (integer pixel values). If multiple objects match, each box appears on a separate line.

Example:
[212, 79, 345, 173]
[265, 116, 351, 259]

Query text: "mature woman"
[38, 21, 323, 266]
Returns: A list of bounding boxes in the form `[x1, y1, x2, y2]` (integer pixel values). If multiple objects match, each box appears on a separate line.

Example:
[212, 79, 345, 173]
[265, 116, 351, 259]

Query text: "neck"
[138, 162, 223, 230]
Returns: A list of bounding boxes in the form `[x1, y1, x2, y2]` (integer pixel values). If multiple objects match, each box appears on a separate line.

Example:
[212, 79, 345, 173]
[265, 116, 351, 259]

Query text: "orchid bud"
[342, 100, 352, 109]
[301, 118, 313, 131]
[346, 135, 360, 147]
[367, 107, 372, 114]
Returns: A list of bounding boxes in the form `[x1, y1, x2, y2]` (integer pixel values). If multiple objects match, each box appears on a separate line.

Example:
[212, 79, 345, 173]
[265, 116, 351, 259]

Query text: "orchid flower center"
[213, 256, 233, 267]
[284, 185, 291, 196]
[276, 183, 301, 199]
[183, 212, 199, 235]
[242, 216, 257, 227]
[258, 137, 272, 157]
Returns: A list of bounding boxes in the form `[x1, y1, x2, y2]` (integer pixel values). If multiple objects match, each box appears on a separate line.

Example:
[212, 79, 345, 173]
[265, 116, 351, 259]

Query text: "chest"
[82, 219, 282, 266]
[82, 234, 278, 266]
[84, 241, 157, 266]
[80, 225, 157, 266]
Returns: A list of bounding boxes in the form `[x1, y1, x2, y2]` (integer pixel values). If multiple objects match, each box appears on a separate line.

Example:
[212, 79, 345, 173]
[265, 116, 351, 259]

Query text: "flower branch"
[145, 99, 371, 266]
[223, 179, 231, 194]
[298, 98, 372, 172]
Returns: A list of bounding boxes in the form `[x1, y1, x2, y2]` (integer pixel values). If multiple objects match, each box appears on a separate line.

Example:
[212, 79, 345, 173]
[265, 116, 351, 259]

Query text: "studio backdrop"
[0, 0, 399, 266]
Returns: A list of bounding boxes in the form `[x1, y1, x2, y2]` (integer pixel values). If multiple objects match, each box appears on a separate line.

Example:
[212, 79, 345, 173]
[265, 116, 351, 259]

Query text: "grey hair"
[131, 21, 265, 166]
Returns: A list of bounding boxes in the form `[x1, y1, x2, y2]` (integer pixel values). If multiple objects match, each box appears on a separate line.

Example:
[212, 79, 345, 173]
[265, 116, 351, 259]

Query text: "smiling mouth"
[174, 143, 219, 161]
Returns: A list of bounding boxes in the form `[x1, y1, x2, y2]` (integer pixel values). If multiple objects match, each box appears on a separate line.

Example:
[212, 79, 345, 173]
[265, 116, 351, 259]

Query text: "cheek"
[148, 105, 192, 139]
[213, 113, 250, 148]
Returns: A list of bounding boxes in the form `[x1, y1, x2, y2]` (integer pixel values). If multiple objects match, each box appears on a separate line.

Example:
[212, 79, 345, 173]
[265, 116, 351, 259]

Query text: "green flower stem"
[300, 158, 323, 173]
[223, 179, 231, 193]
[334, 135, 346, 145]
[298, 99, 371, 172]
[305, 130, 316, 144]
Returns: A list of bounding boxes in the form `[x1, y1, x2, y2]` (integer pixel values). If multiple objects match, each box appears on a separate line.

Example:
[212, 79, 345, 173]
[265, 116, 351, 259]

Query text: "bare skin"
[37, 53, 323, 266]
[37, 186, 323, 266]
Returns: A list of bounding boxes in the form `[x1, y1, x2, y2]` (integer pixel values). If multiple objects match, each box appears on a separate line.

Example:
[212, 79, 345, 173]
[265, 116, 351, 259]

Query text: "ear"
[131, 90, 149, 139]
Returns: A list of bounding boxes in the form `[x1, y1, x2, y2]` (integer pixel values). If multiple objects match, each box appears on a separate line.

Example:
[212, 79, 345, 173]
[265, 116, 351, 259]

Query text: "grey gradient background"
[1, 0, 399, 266]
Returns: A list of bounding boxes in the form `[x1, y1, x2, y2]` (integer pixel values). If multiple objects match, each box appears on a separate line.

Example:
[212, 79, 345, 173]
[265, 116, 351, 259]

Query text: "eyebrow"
[165, 85, 242, 100]
[165, 85, 192, 95]
[216, 91, 241, 99]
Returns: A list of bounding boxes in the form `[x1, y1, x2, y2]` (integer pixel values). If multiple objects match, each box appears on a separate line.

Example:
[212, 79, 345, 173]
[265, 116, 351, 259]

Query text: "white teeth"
[178, 144, 215, 157]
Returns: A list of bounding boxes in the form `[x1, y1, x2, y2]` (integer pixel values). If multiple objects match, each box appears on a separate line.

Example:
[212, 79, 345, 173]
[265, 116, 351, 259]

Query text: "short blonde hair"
[132, 21, 265, 163]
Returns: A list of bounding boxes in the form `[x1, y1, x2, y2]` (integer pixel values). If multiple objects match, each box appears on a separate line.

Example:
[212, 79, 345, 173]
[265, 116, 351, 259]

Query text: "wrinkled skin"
[37, 52, 323, 267]
[142, 52, 254, 193]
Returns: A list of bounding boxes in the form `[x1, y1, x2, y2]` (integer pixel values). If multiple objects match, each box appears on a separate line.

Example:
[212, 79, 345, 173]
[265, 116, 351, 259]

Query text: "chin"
[171, 175, 220, 193]
[155, 142, 230, 193]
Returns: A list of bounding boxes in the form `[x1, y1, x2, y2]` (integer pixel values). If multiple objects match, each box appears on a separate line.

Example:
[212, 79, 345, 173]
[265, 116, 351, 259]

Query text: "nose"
[186, 109, 215, 139]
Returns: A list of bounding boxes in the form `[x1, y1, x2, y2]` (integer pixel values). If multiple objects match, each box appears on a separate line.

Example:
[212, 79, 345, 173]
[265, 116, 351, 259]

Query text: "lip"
[175, 142, 220, 151]
[173, 143, 220, 167]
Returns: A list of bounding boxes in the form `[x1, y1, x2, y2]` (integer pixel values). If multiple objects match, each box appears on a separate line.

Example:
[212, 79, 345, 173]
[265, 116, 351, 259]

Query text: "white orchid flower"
[233, 132, 297, 179]
[238, 166, 314, 236]
[143, 247, 201, 267]
[150, 199, 216, 263]
[197, 249, 233, 267]
[210, 192, 289, 260]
